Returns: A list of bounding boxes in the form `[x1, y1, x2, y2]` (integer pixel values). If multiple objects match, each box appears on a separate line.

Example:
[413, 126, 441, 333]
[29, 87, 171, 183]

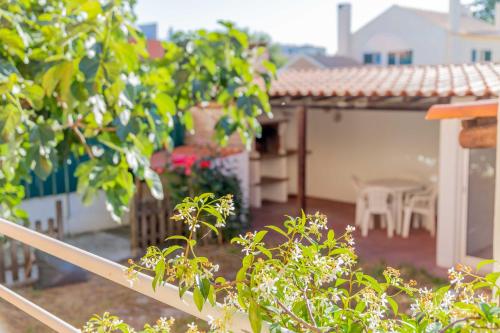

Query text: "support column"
[493, 99, 500, 272]
[297, 105, 307, 212]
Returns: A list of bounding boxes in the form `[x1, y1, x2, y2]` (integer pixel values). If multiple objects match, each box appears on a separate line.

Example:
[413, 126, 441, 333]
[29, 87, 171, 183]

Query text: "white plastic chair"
[401, 186, 437, 238]
[360, 187, 395, 238]
[351, 175, 365, 226]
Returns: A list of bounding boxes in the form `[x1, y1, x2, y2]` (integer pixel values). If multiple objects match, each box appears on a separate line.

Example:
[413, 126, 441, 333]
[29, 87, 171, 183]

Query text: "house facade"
[337, 1, 500, 65]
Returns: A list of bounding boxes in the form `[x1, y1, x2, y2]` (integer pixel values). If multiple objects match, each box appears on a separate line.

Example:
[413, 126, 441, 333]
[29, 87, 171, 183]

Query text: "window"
[471, 49, 492, 62]
[363, 52, 381, 65]
[387, 50, 413, 65]
[388, 53, 396, 65]
[483, 50, 492, 61]
[471, 49, 477, 62]
[466, 148, 495, 259]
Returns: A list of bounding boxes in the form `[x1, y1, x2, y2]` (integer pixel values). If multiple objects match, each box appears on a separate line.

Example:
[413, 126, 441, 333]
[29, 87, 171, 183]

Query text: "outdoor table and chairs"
[352, 176, 436, 238]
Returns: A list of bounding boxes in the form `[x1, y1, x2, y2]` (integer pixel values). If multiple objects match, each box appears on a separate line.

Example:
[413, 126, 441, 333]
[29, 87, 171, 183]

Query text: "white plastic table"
[363, 178, 424, 235]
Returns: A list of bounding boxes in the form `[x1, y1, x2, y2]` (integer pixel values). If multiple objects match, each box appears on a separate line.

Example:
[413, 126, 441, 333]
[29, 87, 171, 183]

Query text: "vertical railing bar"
[0, 284, 80, 333]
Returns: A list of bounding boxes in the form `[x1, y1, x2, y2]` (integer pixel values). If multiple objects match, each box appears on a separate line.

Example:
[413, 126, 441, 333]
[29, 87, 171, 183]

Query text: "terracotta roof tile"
[146, 39, 164, 59]
[271, 63, 500, 98]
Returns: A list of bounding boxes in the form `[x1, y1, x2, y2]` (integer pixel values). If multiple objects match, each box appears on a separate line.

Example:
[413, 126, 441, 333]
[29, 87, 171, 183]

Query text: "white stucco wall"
[283, 109, 440, 203]
[351, 6, 448, 65]
[452, 35, 500, 63]
[21, 192, 125, 235]
[350, 5, 500, 65]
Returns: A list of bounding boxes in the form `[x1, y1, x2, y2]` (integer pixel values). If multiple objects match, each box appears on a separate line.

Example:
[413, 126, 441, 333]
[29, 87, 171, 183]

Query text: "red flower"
[171, 153, 197, 175]
[199, 160, 211, 169]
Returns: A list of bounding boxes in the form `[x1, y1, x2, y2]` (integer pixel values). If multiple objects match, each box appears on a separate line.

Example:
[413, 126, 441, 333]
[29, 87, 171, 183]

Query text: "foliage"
[248, 31, 287, 69]
[164, 157, 249, 240]
[88, 194, 500, 333]
[470, 0, 499, 23]
[0, 0, 274, 221]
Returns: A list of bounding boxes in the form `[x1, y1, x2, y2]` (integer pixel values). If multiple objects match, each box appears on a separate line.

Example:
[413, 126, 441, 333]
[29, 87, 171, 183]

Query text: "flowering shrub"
[86, 194, 500, 333]
[163, 157, 249, 240]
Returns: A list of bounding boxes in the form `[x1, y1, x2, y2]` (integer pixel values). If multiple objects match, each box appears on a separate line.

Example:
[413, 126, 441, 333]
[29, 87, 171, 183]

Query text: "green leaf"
[144, 168, 164, 200]
[249, 299, 262, 333]
[33, 155, 53, 180]
[25, 85, 45, 110]
[42, 63, 63, 96]
[193, 287, 204, 311]
[154, 93, 176, 116]
[166, 235, 189, 242]
[256, 245, 272, 259]
[182, 112, 194, 131]
[387, 297, 398, 316]
[152, 259, 165, 291]
[476, 259, 496, 271]
[201, 221, 219, 235]
[207, 285, 216, 306]
[265, 225, 289, 238]
[80, 0, 102, 19]
[162, 245, 183, 256]
[0, 104, 21, 142]
[253, 230, 267, 243]
[58, 61, 76, 101]
[0, 29, 25, 57]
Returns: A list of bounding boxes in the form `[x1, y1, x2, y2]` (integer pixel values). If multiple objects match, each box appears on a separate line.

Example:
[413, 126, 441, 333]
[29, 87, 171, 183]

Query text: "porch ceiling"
[270, 95, 451, 111]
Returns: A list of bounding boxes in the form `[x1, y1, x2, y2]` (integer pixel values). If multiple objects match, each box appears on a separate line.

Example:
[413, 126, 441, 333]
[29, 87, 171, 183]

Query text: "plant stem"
[276, 299, 323, 333]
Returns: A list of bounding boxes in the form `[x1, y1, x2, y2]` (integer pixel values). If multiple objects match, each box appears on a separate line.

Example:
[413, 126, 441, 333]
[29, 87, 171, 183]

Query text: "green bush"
[86, 194, 500, 333]
[163, 159, 249, 241]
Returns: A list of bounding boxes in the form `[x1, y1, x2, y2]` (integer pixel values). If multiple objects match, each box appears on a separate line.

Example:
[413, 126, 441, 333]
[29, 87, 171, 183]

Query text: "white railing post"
[0, 217, 257, 332]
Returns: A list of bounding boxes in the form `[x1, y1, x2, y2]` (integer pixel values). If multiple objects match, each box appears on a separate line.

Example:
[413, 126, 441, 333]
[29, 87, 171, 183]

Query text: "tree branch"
[303, 288, 317, 327]
[438, 317, 480, 333]
[72, 126, 95, 159]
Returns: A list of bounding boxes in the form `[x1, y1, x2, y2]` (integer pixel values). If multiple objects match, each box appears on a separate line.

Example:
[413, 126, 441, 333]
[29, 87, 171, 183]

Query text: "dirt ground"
[0, 245, 242, 333]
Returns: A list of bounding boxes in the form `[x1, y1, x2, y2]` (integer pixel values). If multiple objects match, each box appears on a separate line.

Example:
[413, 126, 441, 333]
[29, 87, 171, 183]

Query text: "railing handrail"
[0, 217, 255, 332]
[0, 283, 80, 333]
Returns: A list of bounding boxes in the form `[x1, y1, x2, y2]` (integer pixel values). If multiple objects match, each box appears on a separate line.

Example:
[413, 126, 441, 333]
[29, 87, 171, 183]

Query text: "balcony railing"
[0, 217, 256, 332]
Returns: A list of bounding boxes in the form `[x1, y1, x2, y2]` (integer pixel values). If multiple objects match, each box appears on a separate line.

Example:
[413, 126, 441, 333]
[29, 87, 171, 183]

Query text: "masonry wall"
[21, 192, 124, 235]
[283, 109, 440, 203]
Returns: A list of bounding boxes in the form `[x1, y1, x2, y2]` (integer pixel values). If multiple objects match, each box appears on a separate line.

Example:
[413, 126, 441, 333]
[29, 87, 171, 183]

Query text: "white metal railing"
[0, 217, 255, 333]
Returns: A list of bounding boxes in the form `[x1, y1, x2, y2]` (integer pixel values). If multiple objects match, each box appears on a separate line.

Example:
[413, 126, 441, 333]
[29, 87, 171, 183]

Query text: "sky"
[135, 0, 454, 54]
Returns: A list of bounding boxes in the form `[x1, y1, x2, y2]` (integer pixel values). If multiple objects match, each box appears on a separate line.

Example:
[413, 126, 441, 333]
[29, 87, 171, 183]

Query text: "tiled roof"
[398, 6, 498, 35]
[146, 39, 164, 59]
[270, 63, 500, 98]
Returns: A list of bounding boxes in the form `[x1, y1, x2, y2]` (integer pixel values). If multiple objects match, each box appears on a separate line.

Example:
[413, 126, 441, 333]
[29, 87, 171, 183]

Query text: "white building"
[337, 0, 500, 65]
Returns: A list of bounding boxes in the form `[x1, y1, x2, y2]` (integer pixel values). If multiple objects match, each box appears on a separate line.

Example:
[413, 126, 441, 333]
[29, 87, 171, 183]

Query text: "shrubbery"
[85, 194, 500, 333]
[162, 156, 249, 241]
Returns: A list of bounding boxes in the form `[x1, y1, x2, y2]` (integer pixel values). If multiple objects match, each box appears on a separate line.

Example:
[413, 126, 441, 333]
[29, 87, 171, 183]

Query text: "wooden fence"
[130, 180, 222, 257]
[0, 201, 63, 286]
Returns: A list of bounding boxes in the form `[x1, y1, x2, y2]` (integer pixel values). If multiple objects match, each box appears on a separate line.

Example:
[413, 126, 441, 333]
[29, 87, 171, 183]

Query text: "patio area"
[251, 197, 447, 278]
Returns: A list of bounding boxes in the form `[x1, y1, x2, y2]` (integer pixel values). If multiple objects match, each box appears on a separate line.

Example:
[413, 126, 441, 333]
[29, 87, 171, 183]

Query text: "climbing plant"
[0, 0, 274, 221]
[86, 194, 500, 332]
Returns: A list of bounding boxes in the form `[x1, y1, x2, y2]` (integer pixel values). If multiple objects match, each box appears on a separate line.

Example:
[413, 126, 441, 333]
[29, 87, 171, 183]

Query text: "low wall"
[21, 192, 125, 235]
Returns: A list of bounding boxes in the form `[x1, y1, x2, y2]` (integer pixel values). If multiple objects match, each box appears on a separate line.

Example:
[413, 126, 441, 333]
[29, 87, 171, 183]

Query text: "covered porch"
[253, 63, 500, 271]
